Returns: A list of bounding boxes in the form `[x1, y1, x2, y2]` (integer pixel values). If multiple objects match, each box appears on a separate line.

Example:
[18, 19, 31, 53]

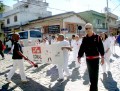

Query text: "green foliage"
[0, 1, 4, 13]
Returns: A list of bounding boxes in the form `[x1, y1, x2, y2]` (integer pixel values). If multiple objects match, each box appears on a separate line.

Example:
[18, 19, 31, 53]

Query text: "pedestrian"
[70, 35, 76, 60]
[57, 34, 72, 82]
[108, 34, 116, 54]
[78, 23, 104, 91]
[73, 35, 82, 68]
[101, 32, 111, 73]
[116, 34, 120, 47]
[41, 38, 49, 45]
[0, 40, 5, 60]
[6, 33, 28, 83]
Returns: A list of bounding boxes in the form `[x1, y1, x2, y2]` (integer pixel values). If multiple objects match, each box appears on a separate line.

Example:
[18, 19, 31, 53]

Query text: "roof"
[78, 10, 105, 17]
[29, 11, 85, 23]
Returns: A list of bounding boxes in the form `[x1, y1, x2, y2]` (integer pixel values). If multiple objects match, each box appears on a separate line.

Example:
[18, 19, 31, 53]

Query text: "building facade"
[3, 0, 52, 33]
[78, 10, 118, 34]
[22, 12, 86, 38]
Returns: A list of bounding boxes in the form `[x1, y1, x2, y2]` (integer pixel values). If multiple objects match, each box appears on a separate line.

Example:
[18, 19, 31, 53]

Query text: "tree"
[0, 1, 4, 13]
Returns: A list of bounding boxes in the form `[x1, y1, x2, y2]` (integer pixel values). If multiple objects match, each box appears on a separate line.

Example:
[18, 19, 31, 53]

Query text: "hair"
[12, 33, 20, 41]
[72, 35, 75, 38]
[58, 34, 64, 39]
[85, 23, 93, 29]
[102, 32, 108, 40]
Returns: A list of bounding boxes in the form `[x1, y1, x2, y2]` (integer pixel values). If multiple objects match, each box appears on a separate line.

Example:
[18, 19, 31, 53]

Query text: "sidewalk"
[0, 46, 120, 91]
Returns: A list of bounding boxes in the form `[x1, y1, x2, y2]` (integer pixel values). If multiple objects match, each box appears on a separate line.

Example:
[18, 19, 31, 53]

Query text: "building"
[22, 12, 86, 38]
[3, 0, 52, 33]
[78, 10, 118, 34]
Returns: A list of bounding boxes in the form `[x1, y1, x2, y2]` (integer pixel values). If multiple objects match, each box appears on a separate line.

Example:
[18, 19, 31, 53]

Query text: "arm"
[97, 36, 105, 58]
[17, 51, 28, 60]
[7, 45, 14, 54]
[61, 46, 72, 51]
[97, 36, 105, 65]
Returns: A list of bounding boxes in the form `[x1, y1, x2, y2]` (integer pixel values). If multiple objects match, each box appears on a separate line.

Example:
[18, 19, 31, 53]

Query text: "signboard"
[48, 25, 60, 34]
[23, 44, 64, 65]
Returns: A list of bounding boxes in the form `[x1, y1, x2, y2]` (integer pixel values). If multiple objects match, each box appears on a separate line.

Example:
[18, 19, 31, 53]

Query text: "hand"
[101, 58, 104, 65]
[24, 57, 28, 60]
[78, 57, 81, 64]
[69, 48, 72, 51]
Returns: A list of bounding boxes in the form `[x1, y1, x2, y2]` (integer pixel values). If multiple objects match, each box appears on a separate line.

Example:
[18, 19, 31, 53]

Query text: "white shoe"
[21, 79, 29, 83]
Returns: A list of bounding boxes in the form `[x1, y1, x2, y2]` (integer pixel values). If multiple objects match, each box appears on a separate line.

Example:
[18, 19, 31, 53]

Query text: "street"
[0, 45, 120, 91]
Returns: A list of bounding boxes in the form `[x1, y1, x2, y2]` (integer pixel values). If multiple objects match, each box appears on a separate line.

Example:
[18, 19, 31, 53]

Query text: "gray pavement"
[0, 45, 120, 91]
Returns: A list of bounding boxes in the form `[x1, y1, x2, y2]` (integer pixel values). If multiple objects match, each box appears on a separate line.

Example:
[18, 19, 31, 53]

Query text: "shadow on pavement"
[46, 65, 58, 82]
[109, 58, 114, 63]
[71, 68, 81, 82]
[113, 53, 120, 59]
[68, 61, 75, 69]
[4, 73, 50, 91]
[50, 79, 69, 91]
[101, 71, 119, 91]
[31, 64, 48, 73]
[6, 65, 13, 68]
[82, 69, 90, 85]
[0, 70, 10, 76]
[0, 83, 10, 91]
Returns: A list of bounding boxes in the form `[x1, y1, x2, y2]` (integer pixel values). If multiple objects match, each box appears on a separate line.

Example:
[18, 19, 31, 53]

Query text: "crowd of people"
[0, 23, 120, 91]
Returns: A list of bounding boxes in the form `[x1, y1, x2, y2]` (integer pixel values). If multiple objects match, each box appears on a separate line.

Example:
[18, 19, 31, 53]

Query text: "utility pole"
[106, 0, 110, 35]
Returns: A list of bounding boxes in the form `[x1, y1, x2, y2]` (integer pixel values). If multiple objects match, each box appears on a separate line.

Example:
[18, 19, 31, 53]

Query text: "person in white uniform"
[108, 34, 116, 54]
[101, 33, 111, 73]
[73, 35, 82, 68]
[57, 34, 72, 82]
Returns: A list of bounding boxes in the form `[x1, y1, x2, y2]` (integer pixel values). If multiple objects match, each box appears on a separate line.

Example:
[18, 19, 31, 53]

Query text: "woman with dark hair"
[101, 32, 111, 73]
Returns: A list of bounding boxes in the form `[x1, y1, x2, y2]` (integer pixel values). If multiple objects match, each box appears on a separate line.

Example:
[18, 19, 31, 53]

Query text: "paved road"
[0, 45, 120, 91]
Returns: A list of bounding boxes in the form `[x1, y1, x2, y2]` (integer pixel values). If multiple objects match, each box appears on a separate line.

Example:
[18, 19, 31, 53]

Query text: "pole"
[106, 0, 110, 35]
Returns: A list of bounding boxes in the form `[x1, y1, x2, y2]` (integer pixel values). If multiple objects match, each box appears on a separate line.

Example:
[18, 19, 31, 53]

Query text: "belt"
[86, 56, 99, 59]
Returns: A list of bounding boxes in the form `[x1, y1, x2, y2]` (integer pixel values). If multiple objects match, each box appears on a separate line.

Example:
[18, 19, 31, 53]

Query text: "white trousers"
[7, 59, 27, 81]
[73, 49, 80, 68]
[110, 44, 115, 54]
[57, 56, 70, 79]
[102, 52, 111, 73]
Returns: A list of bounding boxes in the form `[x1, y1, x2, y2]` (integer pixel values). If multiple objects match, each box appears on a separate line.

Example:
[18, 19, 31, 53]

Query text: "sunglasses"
[85, 28, 91, 30]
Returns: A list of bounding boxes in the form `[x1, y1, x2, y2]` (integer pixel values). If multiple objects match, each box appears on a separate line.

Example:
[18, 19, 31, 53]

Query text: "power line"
[110, 0, 120, 12]
[19, 0, 68, 12]
[112, 3, 120, 12]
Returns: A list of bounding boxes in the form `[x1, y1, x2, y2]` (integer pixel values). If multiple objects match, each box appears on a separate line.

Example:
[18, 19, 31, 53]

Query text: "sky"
[2, 0, 120, 17]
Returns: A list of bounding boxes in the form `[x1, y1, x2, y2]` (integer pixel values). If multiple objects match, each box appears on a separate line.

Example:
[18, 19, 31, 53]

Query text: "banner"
[22, 44, 64, 65]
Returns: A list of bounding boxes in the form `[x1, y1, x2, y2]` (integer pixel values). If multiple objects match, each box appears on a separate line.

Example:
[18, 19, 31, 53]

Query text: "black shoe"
[57, 78, 64, 82]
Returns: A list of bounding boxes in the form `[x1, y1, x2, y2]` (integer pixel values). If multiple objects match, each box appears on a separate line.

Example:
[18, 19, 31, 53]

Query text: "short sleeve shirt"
[12, 42, 23, 59]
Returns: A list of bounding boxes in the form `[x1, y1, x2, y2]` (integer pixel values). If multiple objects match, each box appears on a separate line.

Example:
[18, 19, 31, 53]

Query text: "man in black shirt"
[78, 23, 104, 91]
[6, 33, 28, 83]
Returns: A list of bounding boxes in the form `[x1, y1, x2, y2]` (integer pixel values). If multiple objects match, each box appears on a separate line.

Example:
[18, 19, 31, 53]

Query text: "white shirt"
[58, 40, 70, 57]
[108, 36, 115, 46]
[103, 38, 111, 54]
[71, 39, 76, 47]
[73, 39, 82, 51]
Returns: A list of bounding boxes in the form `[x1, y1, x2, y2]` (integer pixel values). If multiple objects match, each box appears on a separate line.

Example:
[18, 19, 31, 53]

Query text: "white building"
[3, 0, 52, 29]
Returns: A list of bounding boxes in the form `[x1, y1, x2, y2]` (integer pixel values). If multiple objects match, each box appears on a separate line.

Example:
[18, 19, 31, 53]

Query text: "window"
[30, 30, 42, 38]
[19, 31, 28, 39]
[7, 18, 10, 24]
[97, 19, 101, 24]
[14, 16, 17, 22]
